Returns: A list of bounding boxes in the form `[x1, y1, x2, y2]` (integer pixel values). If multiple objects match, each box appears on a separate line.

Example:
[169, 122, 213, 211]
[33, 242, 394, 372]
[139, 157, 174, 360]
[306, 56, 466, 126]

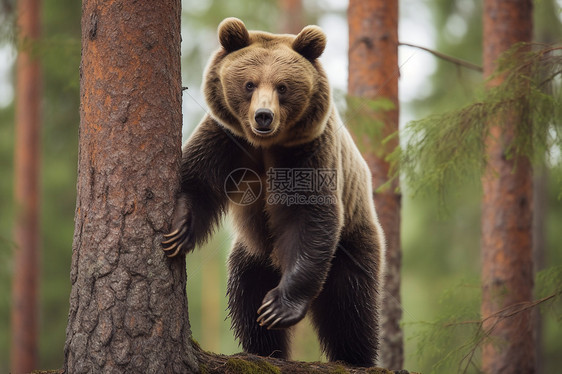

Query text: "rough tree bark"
[481, 0, 535, 373]
[348, 0, 402, 369]
[63, 1, 198, 372]
[11, 0, 41, 373]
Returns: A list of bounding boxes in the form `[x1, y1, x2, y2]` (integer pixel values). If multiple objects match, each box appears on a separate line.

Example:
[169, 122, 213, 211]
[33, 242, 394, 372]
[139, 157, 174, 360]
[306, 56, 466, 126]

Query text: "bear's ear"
[292, 25, 326, 61]
[218, 17, 250, 53]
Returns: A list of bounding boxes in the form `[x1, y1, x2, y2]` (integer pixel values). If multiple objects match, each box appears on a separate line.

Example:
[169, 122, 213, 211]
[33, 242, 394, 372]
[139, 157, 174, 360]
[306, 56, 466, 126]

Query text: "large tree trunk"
[63, 1, 198, 372]
[11, 0, 41, 372]
[481, 1, 535, 373]
[348, 0, 402, 369]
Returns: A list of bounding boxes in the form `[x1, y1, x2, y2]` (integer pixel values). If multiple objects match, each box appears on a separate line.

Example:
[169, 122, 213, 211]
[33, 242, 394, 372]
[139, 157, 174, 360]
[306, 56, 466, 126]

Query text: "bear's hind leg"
[227, 243, 290, 359]
[310, 231, 382, 367]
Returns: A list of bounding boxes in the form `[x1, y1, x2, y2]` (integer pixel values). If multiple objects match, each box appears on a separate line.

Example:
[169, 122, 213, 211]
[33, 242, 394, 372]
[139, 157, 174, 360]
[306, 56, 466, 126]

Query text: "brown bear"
[162, 17, 385, 367]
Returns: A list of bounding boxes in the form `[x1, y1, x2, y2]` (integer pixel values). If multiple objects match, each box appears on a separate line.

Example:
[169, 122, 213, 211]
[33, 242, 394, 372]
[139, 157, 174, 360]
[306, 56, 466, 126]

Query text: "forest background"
[0, 0, 561, 373]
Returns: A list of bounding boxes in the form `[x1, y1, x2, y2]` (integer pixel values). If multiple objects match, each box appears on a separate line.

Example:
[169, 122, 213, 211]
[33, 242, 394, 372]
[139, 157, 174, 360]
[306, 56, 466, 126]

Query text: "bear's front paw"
[256, 287, 308, 330]
[162, 194, 195, 257]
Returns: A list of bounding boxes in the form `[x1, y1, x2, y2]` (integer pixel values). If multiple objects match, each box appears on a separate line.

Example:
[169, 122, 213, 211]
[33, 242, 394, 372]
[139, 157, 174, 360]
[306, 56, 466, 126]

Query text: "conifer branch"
[445, 291, 560, 374]
[538, 69, 562, 88]
[444, 291, 560, 327]
[399, 42, 483, 72]
[394, 43, 562, 201]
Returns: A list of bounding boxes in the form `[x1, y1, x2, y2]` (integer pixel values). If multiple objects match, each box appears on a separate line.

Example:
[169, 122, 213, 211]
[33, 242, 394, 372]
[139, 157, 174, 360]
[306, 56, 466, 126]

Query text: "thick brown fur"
[162, 18, 385, 367]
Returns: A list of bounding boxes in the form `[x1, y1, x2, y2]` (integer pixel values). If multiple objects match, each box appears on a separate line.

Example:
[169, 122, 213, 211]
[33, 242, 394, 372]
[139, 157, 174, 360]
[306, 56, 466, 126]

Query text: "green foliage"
[535, 266, 562, 324]
[410, 267, 562, 374]
[393, 44, 562, 201]
[0, 0, 15, 45]
[344, 95, 394, 154]
[390, 103, 486, 199]
[489, 44, 562, 159]
[399, 2, 562, 373]
[537, 265, 562, 372]
[536, 265, 562, 299]
[408, 278, 482, 374]
[0, 82, 15, 374]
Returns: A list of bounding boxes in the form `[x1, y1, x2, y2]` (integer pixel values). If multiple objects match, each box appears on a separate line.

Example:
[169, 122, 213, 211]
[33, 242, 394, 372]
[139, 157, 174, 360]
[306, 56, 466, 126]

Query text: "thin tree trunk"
[64, 1, 198, 372]
[11, 0, 41, 372]
[201, 254, 221, 352]
[481, 1, 535, 373]
[279, 0, 304, 34]
[348, 0, 402, 369]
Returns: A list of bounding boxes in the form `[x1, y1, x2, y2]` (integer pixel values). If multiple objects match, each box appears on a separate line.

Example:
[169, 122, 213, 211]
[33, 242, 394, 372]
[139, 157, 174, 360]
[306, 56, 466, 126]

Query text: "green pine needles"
[409, 278, 482, 374]
[391, 43, 562, 200]
[411, 268, 562, 374]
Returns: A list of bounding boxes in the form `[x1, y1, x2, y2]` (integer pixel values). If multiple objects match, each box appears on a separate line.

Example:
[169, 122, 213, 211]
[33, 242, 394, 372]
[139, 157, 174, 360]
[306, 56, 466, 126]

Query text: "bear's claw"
[256, 287, 308, 330]
[163, 242, 183, 258]
[256, 299, 273, 315]
[162, 224, 190, 257]
[162, 225, 188, 246]
[162, 227, 180, 243]
[257, 312, 277, 327]
[268, 317, 283, 330]
[161, 194, 194, 258]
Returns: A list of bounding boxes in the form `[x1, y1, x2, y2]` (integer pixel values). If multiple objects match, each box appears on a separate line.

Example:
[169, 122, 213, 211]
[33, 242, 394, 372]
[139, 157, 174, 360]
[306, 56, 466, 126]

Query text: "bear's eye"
[245, 82, 255, 92]
[277, 84, 287, 94]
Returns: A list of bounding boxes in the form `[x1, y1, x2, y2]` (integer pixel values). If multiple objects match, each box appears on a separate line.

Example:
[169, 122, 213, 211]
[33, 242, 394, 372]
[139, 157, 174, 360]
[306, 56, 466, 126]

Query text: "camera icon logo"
[224, 168, 262, 206]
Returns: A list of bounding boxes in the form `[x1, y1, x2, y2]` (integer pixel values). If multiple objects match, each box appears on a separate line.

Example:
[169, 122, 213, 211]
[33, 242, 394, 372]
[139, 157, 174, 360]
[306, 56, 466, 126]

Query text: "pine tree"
[393, 3, 561, 373]
[63, 1, 198, 372]
[11, 0, 41, 372]
[348, 0, 403, 368]
[481, 1, 535, 372]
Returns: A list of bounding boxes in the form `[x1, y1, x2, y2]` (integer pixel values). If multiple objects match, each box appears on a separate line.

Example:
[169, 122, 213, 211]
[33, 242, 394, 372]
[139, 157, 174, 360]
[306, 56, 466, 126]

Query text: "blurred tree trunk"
[481, 1, 535, 373]
[63, 1, 198, 372]
[348, 0, 402, 369]
[279, 0, 304, 34]
[11, 0, 41, 373]
[201, 255, 221, 353]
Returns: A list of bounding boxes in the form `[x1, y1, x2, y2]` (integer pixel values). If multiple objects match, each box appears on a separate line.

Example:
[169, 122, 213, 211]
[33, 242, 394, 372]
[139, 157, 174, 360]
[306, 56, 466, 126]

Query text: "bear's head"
[203, 18, 332, 147]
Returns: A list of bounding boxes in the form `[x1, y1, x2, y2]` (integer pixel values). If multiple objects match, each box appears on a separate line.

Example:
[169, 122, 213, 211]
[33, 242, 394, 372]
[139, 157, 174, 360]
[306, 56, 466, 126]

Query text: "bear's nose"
[254, 108, 274, 133]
